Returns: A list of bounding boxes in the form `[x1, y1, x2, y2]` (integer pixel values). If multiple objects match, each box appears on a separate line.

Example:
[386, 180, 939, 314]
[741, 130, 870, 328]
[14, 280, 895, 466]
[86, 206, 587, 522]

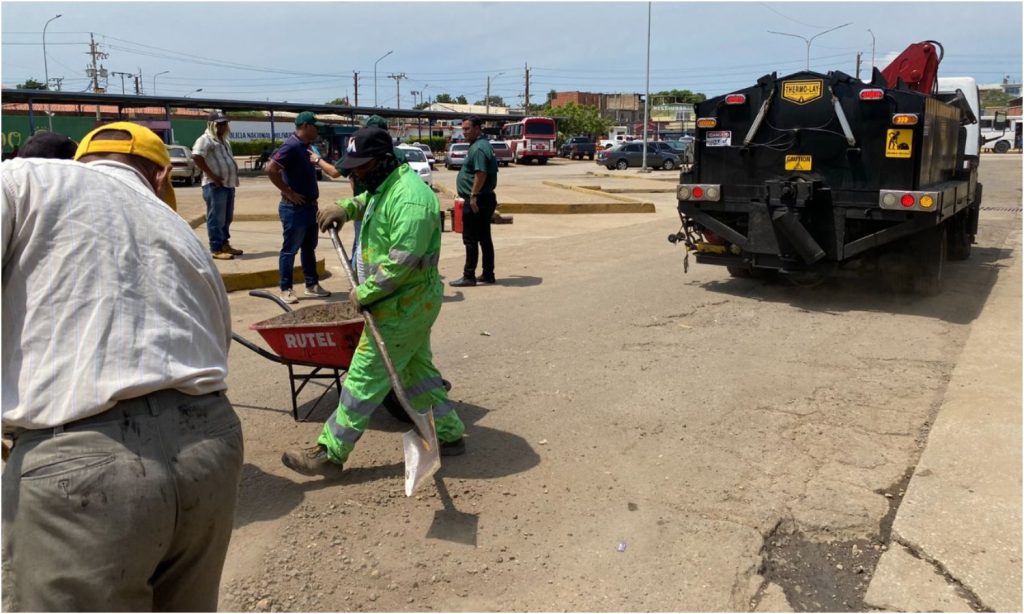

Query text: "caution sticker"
[885, 129, 913, 158]
[781, 80, 824, 104]
[706, 131, 732, 147]
[785, 155, 812, 171]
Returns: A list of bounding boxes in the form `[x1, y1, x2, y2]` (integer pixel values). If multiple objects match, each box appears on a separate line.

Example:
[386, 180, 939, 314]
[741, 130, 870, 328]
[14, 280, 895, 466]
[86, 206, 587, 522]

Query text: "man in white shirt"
[192, 111, 242, 260]
[1, 122, 242, 612]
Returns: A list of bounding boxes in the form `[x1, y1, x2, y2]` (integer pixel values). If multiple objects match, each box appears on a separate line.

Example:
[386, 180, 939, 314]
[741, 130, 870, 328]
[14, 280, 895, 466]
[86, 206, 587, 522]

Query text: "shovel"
[328, 226, 441, 496]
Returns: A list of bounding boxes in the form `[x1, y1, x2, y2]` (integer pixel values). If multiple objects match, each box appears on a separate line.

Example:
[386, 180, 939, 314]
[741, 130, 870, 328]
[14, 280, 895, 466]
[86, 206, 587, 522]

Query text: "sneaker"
[211, 250, 233, 260]
[280, 289, 299, 304]
[222, 242, 244, 256]
[440, 438, 466, 457]
[281, 444, 344, 477]
[449, 277, 477, 288]
[304, 284, 331, 298]
[479, 275, 496, 284]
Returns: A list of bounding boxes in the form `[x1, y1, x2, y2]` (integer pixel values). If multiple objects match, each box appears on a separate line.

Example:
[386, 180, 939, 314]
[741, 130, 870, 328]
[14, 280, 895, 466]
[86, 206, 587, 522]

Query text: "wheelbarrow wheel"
[382, 379, 452, 424]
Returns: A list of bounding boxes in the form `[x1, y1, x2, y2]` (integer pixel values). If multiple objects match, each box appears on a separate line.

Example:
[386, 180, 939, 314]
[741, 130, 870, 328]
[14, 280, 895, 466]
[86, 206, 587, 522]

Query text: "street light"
[641, 2, 651, 172]
[183, 88, 202, 98]
[768, 22, 852, 71]
[42, 14, 62, 90]
[486, 72, 505, 116]
[374, 50, 393, 107]
[153, 70, 169, 95]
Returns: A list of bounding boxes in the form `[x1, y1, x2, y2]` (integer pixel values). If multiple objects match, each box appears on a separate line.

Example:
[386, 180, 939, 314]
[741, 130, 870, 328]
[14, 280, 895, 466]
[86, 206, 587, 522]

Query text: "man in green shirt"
[450, 116, 498, 287]
[282, 127, 466, 475]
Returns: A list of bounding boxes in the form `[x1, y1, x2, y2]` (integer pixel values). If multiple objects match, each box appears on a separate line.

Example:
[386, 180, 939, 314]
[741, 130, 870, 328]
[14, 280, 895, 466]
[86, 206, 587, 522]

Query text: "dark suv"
[596, 142, 680, 170]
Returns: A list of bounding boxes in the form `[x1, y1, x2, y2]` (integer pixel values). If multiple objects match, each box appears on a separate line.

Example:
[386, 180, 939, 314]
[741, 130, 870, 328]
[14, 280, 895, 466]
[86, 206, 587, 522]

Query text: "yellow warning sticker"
[886, 129, 913, 158]
[785, 155, 813, 171]
[781, 80, 823, 104]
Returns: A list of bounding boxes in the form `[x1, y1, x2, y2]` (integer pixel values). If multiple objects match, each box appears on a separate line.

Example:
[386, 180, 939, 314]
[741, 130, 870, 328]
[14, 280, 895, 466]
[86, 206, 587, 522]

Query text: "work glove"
[317, 204, 348, 232]
[349, 288, 362, 310]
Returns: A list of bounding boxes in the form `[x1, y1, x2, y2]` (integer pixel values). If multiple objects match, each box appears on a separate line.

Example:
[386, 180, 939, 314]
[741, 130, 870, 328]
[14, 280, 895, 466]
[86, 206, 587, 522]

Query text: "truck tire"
[588, 153, 594, 160]
[727, 265, 752, 278]
[909, 225, 947, 296]
[947, 209, 974, 261]
[994, 140, 1011, 153]
[538, 157, 548, 165]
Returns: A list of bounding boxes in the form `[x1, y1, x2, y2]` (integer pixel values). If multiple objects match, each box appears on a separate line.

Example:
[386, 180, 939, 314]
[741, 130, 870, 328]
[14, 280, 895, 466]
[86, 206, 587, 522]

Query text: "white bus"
[979, 112, 1021, 153]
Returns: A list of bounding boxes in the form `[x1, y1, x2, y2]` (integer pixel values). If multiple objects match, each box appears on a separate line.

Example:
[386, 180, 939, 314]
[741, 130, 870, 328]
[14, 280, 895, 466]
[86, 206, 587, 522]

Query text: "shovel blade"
[404, 428, 441, 496]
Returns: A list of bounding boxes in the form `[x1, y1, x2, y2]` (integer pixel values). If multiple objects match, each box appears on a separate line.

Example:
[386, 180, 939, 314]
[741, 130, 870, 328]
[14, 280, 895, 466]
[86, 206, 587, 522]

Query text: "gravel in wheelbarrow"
[251, 303, 364, 369]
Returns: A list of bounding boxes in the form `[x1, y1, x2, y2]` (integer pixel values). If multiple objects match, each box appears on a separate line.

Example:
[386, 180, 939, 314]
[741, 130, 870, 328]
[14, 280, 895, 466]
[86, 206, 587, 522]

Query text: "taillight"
[900, 194, 916, 207]
[724, 94, 746, 105]
[859, 89, 885, 100]
[696, 118, 717, 129]
[892, 114, 919, 126]
[692, 187, 704, 199]
[678, 184, 721, 202]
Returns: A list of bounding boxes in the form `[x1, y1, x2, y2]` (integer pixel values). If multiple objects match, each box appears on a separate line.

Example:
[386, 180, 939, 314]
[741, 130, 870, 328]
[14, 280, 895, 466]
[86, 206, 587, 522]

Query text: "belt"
[9, 390, 224, 441]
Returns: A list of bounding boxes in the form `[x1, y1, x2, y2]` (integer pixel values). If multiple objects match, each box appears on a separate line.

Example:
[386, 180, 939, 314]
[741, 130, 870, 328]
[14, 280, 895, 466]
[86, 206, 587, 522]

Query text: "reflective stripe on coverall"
[318, 164, 465, 463]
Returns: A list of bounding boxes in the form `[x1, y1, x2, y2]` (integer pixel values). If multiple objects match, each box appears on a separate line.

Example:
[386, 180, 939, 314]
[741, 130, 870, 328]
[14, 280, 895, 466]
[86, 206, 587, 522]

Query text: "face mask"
[361, 155, 400, 194]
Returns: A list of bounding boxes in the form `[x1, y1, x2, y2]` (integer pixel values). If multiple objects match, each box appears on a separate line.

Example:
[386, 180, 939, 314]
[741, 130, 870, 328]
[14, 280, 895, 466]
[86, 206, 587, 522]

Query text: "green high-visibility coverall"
[318, 163, 464, 463]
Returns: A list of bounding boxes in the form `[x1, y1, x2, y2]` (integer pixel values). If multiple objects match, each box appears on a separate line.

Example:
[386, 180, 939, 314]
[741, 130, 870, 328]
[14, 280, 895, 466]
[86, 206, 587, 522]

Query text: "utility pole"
[524, 63, 530, 112]
[49, 76, 63, 91]
[112, 71, 131, 94]
[352, 71, 360, 106]
[388, 72, 407, 109]
[134, 68, 142, 95]
[855, 52, 862, 80]
[85, 33, 109, 94]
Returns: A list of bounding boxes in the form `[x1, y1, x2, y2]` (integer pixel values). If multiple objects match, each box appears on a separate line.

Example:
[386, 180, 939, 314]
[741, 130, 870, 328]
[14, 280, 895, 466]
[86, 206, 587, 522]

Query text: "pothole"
[757, 469, 914, 611]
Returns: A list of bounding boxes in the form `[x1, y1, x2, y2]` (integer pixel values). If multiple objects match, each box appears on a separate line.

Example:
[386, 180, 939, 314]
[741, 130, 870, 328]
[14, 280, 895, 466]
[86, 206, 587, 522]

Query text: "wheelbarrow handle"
[327, 226, 434, 443]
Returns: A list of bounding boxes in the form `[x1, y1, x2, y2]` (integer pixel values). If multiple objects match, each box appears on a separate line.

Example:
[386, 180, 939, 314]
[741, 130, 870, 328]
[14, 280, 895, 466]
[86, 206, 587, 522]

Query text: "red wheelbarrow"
[231, 290, 363, 421]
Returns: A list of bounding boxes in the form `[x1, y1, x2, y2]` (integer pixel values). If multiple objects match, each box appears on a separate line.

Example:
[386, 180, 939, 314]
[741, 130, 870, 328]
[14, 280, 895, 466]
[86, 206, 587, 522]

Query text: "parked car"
[445, 143, 469, 170]
[664, 137, 694, 164]
[490, 140, 514, 166]
[166, 145, 202, 186]
[559, 136, 596, 160]
[411, 142, 436, 168]
[396, 144, 433, 187]
[596, 142, 680, 171]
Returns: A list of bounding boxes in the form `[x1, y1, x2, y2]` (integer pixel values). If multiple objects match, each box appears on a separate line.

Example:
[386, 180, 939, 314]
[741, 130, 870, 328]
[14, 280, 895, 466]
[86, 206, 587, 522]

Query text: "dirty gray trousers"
[1, 389, 243, 612]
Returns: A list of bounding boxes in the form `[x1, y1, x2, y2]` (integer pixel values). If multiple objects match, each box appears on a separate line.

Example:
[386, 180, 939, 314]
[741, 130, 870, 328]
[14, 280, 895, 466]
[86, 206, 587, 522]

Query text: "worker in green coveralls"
[282, 127, 465, 476]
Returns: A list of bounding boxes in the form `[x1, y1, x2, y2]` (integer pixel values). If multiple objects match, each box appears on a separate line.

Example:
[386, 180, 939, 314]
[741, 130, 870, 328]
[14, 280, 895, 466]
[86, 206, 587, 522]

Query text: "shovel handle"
[327, 226, 434, 442]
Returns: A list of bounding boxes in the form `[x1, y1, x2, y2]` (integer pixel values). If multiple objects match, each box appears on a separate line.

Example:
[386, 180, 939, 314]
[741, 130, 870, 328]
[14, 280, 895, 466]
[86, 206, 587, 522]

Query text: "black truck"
[559, 136, 597, 160]
[669, 41, 982, 294]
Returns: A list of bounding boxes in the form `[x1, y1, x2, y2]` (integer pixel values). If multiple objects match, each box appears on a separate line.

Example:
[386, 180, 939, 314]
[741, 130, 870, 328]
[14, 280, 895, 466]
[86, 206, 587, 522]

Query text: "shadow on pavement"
[695, 246, 1014, 326]
[496, 275, 543, 287]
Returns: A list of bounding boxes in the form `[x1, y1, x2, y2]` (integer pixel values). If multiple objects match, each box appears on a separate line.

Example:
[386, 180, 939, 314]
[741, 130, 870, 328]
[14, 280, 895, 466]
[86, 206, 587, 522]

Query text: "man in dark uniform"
[449, 116, 498, 287]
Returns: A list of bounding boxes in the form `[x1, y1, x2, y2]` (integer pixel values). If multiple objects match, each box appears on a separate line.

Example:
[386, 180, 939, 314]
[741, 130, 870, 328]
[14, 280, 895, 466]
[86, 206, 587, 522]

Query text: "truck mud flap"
[771, 208, 826, 264]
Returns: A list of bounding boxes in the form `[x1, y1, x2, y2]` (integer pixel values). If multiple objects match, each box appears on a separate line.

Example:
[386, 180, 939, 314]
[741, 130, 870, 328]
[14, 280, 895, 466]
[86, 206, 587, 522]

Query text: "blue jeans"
[202, 185, 235, 252]
[278, 202, 320, 290]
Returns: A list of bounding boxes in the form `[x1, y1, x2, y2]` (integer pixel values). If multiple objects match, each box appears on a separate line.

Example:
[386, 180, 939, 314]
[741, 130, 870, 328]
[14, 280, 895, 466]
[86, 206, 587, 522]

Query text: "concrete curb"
[436, 181, 655, 214]
[586, 170, 680, 183]
[541, 180, 658, 206]
[220, 259, 328, 293]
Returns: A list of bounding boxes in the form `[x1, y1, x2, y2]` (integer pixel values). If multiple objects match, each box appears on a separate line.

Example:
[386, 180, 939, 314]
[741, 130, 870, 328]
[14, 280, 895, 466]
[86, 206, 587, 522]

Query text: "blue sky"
[2, 1, 1021, 106]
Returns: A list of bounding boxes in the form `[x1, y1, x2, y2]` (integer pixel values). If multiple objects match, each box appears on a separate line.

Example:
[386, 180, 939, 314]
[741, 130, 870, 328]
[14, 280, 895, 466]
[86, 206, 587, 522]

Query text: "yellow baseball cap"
[75, 121, 177, 210]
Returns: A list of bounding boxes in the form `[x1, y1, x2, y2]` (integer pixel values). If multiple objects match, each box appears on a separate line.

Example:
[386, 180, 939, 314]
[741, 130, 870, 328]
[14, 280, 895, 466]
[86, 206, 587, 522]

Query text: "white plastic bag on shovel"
[329, 227, 441, 495]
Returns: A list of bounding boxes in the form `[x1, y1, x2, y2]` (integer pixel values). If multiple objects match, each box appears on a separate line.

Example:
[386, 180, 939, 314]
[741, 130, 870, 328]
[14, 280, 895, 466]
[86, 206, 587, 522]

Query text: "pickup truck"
[559, 136, 597, 160]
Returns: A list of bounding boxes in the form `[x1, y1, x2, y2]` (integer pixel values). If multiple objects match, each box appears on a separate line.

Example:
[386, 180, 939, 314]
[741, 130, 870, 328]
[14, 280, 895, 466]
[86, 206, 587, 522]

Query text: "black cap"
[208, 111, 230, 123]
[338, 127, 393, 170]
[19, 131, 78, 160]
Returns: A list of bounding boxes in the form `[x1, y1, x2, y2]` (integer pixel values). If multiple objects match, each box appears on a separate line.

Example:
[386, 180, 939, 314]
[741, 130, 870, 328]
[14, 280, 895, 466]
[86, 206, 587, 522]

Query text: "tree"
[547, 102, 612, 139]
[474, 95, 505, 107]
[456, 95, 468, 105]
[652, 89, 706, 104]
[326, 97, 350, 106]
[435, 93, 454, 104]
[414, 101, 431, 110]
[981, 88, 1014, 112]
[17, 78, 47, 90]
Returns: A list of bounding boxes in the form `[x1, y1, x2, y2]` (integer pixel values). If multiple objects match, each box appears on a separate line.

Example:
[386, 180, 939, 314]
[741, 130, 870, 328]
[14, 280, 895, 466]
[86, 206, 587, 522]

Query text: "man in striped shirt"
[192, 111, 241, 260]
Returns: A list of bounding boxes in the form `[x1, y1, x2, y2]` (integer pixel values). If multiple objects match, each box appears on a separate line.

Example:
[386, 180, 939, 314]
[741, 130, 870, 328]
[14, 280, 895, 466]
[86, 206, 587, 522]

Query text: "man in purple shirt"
[266, 111, 332, 304]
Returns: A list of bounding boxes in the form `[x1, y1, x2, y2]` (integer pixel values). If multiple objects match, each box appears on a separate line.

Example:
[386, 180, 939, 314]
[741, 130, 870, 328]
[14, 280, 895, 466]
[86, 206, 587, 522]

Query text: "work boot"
[304, 284, 331, 298]
[449, 276, 477, 288]
[440, 438, 466, 457]
[211, 250, 233, 260]
[280, 289, 299, 304]
[222, 242, 244, 256]
[281, 444, 344, 477]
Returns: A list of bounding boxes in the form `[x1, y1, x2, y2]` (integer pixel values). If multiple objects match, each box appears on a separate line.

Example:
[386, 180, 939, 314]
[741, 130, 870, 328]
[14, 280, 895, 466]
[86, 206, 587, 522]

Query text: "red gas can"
[453, 197, 465, 234]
